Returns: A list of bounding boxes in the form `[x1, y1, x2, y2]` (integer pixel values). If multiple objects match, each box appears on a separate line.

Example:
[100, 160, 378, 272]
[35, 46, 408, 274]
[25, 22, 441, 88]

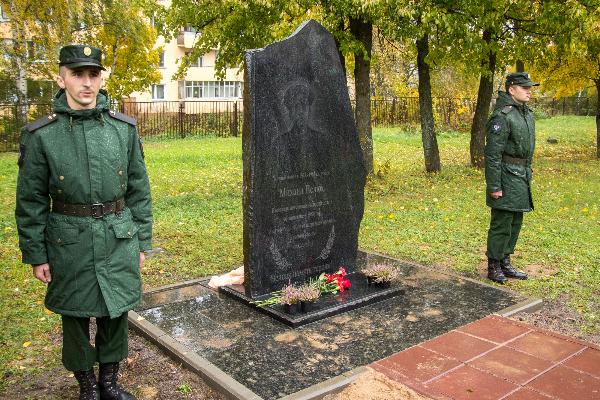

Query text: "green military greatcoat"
[16, 89, 152, 318]
[485, 91, 535, 212]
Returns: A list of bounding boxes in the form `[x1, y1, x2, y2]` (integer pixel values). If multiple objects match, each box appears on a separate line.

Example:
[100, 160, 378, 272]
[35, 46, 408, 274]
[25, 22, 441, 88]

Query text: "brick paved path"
[371, 315, 600, 400]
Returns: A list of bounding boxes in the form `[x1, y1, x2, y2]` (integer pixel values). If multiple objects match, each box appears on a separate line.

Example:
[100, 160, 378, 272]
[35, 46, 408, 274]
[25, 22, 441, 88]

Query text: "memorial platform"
[129, 251, 539, 400]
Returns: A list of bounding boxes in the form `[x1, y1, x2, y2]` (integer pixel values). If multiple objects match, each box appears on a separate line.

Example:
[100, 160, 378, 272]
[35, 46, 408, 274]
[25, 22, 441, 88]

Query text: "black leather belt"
[502, 154, 528, 166]
[52, 198, 125, 218]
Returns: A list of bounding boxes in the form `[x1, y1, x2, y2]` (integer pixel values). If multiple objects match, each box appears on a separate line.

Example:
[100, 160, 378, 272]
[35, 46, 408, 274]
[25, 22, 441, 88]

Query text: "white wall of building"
[131, 27, 243, 102]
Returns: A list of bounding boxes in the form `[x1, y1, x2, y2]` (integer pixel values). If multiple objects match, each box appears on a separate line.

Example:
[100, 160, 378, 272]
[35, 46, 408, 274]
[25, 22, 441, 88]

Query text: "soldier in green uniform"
[15, 45, 152, 400]
[484, 72, 538, 283]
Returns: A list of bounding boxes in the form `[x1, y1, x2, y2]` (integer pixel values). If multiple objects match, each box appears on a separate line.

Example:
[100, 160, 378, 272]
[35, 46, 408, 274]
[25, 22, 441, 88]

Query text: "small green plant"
[176, 383, 192, 395]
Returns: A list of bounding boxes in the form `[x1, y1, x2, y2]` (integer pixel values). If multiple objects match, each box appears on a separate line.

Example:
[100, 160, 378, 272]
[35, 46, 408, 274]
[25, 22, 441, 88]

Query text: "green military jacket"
[484, 91, 535, 212]
[15, 89, 152, 318]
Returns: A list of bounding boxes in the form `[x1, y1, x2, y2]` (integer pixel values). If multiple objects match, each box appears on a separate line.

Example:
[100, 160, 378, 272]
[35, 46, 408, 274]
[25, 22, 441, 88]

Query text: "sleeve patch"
[491, 118, 503, 134]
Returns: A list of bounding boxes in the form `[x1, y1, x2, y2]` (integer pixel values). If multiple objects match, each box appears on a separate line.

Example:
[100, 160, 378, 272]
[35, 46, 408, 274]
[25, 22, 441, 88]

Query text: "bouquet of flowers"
[317, 266, 351, 293]
[251, 266, 351, 308]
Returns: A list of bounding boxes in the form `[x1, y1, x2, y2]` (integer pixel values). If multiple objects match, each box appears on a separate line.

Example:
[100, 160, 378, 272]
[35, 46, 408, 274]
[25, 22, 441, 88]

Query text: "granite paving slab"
[132, 251, 532, 400]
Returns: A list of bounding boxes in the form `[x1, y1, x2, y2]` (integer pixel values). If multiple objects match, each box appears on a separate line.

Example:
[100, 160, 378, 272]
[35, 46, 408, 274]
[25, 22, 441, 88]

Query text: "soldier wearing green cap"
[15, 44, 151, 400]
[484, 72, 539, 284]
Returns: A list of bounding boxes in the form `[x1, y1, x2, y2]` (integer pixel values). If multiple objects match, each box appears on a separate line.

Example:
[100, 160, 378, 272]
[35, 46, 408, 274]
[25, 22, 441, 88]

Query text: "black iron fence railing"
[0, 96, 595, 152]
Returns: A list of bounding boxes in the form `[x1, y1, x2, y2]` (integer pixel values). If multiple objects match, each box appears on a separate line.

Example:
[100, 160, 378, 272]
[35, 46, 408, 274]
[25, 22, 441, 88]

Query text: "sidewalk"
[370, 315, 600, 400]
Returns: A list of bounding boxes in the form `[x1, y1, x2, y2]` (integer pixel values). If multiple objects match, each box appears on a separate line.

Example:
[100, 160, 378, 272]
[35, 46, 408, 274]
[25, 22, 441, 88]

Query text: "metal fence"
[530, 96, 597, 117]
[0, 96, 595, 152]
[121, 100, 242, 140]
[371, 97, 477, 129]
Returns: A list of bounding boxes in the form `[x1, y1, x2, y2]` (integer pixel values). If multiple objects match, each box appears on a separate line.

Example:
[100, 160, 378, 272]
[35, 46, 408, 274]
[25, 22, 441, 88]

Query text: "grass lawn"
[0, 115, 598, 391]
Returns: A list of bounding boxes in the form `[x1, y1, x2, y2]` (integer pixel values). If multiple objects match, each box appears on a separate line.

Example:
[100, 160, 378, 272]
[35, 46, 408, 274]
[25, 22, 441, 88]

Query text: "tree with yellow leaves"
[531, 1, 600, 158]
[0, 0, 161, 101]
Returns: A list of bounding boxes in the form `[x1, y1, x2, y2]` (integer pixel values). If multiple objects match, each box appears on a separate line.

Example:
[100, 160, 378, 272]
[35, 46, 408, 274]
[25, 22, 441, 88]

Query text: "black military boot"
[98, 362, 136, 400]
[501, 256, 528, 280]
[487, 258, 508, 284]
[73, 369, 100, 400]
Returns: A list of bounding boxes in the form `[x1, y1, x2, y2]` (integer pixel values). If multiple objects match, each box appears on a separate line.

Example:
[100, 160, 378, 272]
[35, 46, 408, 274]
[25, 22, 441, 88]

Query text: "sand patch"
[322, 368, 432, 400]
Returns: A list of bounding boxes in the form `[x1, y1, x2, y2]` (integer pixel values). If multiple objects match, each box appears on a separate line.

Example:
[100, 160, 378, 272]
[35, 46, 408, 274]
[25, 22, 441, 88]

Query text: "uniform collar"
[53, 89, 110, 118]
[496, 91, 527, 112]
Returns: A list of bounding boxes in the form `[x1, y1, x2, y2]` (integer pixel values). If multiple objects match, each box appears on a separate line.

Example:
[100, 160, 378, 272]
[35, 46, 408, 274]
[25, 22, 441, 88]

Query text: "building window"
[159, 51, 165, 68]
[184, 52, 203, 67]
[184, 81, 241, 99]
[183, 25, 196, 33]
[152, 84, 165, 100]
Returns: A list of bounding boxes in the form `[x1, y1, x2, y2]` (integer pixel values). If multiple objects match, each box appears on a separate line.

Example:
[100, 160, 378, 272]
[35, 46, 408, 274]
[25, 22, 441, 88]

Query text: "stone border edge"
[277, 366, 369, 400]
[127, 310, 264, 400]
[496, 297, 544, 317]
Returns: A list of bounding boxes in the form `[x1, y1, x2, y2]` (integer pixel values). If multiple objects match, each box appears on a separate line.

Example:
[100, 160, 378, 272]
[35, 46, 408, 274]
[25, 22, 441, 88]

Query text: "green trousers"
[61, 313, 129, 372]
[486, 208, 524, 261]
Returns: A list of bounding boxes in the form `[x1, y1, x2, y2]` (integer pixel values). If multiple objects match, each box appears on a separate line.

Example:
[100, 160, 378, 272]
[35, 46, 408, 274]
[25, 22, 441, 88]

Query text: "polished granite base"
[220, 271, 405, 327]
[134, 251, 528, 400]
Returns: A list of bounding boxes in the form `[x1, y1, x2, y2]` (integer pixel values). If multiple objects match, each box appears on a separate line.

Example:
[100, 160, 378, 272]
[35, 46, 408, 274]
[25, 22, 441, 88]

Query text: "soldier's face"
[57, 67, 103, 110]
[509, 85, 532, 104]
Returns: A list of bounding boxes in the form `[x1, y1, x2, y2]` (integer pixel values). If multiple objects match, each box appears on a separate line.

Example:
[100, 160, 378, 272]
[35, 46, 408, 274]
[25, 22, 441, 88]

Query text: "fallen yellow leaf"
[22, 341, 31, 348]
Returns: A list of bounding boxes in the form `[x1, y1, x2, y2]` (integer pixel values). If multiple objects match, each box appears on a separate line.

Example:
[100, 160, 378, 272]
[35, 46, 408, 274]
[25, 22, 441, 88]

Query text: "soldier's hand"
[139, 252, 145, 267]
[32, 263, 51, 283]
[490, 190, 503, 199]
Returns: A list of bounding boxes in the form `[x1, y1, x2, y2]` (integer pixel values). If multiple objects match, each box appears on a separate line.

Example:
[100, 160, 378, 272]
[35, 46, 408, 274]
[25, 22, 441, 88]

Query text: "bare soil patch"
[511, 296, 600, 347]
[0, 331, 224, 400]
[322, 368, 431, 400]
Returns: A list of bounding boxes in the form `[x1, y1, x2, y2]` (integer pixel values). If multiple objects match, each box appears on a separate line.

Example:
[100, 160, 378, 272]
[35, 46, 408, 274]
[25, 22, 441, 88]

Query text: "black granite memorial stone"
[242, 20, 366, 298]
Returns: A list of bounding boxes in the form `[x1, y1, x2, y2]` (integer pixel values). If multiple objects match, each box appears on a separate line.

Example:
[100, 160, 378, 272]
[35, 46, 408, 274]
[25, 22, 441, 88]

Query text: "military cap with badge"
[21, 44, 138, 138]
[59, 44, 106, 70]
[505, 72, 539, 87]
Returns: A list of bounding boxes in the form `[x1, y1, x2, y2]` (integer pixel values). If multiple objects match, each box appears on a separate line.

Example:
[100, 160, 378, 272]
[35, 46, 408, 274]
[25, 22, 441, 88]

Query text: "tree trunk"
[416, 33, 441, 172]
[350, 17, 374, 174]
[470, 30, 496, 168]
[596, 79, 600, 158]
[516, 60, 524, 72]
[9, 9, 29, 125]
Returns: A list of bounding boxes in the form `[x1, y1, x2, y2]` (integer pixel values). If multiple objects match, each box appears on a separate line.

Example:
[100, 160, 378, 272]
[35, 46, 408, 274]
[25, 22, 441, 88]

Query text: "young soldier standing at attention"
[16, 44, 152, 400]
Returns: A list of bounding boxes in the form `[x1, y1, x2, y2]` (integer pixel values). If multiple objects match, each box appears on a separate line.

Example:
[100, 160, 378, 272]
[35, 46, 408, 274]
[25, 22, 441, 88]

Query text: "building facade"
[131, 16, 244, 103]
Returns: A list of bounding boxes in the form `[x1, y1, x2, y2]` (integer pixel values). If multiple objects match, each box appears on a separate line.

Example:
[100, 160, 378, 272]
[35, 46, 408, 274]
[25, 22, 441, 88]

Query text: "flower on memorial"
[319, 266, 351, 293]
[298, 284, 321, 302]
[362, 263, 399, 283]
[280, 283, 302, 305]
[251, 266, 351, 308]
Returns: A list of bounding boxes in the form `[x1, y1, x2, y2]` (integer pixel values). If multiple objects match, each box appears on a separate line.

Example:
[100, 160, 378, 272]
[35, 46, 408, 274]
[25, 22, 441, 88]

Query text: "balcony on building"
[177, 25, 197, 48]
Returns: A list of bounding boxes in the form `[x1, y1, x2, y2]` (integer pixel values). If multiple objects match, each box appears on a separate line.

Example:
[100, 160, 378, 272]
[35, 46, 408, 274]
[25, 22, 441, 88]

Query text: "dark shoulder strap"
[107, 110, 137, 126]
[24, 113, 59, 133]
[500, 105, 513, 115]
